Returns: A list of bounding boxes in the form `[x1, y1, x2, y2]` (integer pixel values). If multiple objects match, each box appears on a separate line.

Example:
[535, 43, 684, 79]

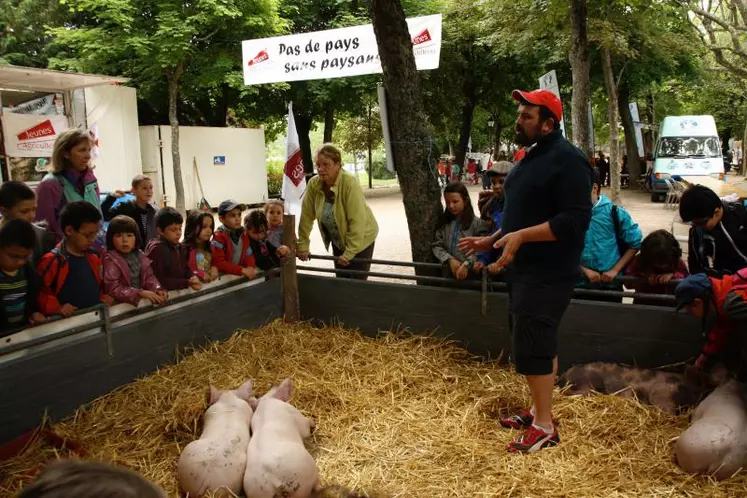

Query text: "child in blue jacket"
[578, 168, 642, 292]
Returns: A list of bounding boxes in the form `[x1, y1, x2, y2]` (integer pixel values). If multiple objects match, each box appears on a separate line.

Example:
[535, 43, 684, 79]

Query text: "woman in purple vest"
[35, 129, 101, 245]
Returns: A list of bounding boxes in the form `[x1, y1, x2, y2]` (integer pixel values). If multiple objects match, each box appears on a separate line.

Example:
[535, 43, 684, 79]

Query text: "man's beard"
[515, 125, 541, 147]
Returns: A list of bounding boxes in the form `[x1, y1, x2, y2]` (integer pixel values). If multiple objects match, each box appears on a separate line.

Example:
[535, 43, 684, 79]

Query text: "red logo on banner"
[412, 29, 432, 46]
[17, 120, 55, 142]
[284, 149, 305, 187]
[248, 50, 269, 67]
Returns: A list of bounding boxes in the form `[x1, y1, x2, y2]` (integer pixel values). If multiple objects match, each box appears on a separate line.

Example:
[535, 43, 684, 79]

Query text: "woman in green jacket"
[297, 143, 379, 280]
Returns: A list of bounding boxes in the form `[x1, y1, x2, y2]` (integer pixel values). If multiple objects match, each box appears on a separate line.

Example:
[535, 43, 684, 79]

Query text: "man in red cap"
[460, 89, 592, 453]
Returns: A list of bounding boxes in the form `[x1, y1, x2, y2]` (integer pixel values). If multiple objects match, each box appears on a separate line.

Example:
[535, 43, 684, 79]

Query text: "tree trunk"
[493, 120, 502, 158]
[456, 70, 476, 171]
[601, 47, 620, 202]
[368, 0, 442, 270]
[569, 0, 592, 156]
[618, 83, 642, 185]
[167, 63, 185, 214]
[293, 107, 314, 175]
[323, 103, 335, 143]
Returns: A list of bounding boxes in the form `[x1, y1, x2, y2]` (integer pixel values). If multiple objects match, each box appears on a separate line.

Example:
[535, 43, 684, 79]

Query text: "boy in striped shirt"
[0, 219, 44, 336]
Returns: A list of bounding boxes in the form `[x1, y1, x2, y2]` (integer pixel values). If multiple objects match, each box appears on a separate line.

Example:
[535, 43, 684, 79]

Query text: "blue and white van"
[650, 115, 723, 202]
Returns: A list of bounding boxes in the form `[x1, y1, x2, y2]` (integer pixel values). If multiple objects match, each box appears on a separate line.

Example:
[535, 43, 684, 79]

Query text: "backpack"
[610, 205, 629, 258]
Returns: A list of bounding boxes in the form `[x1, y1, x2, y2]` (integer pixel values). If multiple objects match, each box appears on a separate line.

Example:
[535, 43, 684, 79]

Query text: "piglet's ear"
[209, 385, 221, 405]
[248, 397, 259, 411]
[235, 379, 254, 402]
[272, 378, 293, 402]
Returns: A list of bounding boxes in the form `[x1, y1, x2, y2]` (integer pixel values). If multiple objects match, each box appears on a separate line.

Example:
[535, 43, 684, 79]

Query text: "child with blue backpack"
[578, 168, 642, 297]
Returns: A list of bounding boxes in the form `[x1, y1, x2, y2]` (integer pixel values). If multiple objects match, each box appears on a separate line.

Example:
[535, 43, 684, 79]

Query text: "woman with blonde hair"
[297, 143, 378, 280]
[35, 128, 101, 242]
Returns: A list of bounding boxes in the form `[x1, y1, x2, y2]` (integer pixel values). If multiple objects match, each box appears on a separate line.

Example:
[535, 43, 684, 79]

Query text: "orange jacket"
[36, 244, 104, 316]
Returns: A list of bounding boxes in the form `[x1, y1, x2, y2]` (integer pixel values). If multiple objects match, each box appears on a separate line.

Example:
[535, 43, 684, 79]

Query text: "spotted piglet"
[178, 380, 255, 498]
[244, 378, 319, 498]
[559, 362, 716, 414]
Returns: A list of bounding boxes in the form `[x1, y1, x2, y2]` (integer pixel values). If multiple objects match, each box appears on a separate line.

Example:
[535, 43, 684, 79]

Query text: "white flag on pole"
[282, 103, 307, 215]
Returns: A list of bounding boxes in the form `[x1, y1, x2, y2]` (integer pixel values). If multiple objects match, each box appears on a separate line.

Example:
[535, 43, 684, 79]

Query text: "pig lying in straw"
[558, 362, 718, 414]
[675, 379, 747, 480]
[178, 379, 255, 498]
[244, 378, 319, 498]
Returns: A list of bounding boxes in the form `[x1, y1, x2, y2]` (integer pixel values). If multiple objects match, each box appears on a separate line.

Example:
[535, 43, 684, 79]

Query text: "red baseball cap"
[512, 89, 563, 124]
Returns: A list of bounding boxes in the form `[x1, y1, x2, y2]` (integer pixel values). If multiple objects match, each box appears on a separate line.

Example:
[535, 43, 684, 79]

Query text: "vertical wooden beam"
[282, 214, 300, 322]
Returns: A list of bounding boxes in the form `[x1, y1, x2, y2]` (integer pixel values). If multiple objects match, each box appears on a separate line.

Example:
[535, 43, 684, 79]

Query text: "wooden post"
[282, 214, 300, 322]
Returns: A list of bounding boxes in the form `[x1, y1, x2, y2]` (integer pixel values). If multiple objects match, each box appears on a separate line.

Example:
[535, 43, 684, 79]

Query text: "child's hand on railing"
[241, 267, 257, 280]
[277, 245, 291, 257]
[59, 304, 77, 317]
[101, 295, 115, 307]
[188, 276, 203, 291]
[29, 312, 45, 325]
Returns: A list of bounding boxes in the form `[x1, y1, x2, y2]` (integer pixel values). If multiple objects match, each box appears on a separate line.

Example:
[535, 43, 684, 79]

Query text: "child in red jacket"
[675, 271, 747, 374]
[37, 202, 114, 317]
[211, 200, 257, 279]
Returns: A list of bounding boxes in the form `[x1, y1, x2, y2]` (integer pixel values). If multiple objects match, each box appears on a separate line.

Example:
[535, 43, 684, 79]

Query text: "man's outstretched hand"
[458, 234, 497, 256]
[492, 231, 524, 269]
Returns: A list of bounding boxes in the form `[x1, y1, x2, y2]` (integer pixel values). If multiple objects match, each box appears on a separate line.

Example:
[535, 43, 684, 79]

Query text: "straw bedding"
[1, 320, 747, 497]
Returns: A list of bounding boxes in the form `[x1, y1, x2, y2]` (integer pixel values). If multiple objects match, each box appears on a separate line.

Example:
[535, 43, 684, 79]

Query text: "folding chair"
[637, 162, 653, 193]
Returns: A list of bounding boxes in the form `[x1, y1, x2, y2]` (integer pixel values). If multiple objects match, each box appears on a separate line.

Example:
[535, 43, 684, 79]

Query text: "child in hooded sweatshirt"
[145, 208, 202, 291]
[103, 216, 167, 306]
[625, 229, 689, 306]
[211, 200, 257, 280]
[432, 182, 490, 280]
[264, 199, 284, 248]
[243, 210, 290, 271]
[183, 211, 219, 283]
[578, 168, 642, 297]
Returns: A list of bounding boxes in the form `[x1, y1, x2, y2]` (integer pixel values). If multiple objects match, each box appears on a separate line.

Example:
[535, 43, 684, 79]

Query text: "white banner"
[1, 113, 69, 157]
[628, 102, 645, 158]
[4, 94, 57, 115]
[282, 103, 306, 216]
[538, 70, 567, 138]
[377, 85, 395, 173]
[242, 14, 442, 85]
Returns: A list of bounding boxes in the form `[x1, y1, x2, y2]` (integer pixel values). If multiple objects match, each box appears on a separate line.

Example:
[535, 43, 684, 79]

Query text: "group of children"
[0, 176, 289, 337]
[432, 160, 691, 301]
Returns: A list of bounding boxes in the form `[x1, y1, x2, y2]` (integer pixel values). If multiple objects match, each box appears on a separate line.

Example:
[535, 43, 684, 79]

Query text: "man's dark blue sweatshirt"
[501, 130, 592, 284]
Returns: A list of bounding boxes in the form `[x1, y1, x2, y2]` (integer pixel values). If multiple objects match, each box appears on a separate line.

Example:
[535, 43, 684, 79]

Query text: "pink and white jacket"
[103, 250, 162, 306]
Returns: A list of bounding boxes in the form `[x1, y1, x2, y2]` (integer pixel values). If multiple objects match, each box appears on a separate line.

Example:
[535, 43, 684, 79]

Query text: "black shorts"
[509, 280, 575, 376]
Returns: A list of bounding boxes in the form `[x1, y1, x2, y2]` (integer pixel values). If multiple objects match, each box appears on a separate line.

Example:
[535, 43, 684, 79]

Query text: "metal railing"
[0, 268, 280, 358]
[300, 254, 678, 304]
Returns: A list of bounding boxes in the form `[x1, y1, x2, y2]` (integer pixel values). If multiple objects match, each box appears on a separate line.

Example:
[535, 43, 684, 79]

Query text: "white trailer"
[139, 125, 269, 209]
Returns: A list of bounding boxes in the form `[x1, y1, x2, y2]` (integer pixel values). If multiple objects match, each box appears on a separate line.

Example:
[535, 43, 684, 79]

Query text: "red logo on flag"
[17, 120, 55, 142]
[248, 50, 269, 67]
[412, 29, 432, 46]
[284, 150, 305, 187]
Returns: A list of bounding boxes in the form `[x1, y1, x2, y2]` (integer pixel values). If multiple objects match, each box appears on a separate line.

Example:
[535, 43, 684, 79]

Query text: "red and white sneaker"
[499, 409, 534, 430]
[507, 424, 560, 453]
